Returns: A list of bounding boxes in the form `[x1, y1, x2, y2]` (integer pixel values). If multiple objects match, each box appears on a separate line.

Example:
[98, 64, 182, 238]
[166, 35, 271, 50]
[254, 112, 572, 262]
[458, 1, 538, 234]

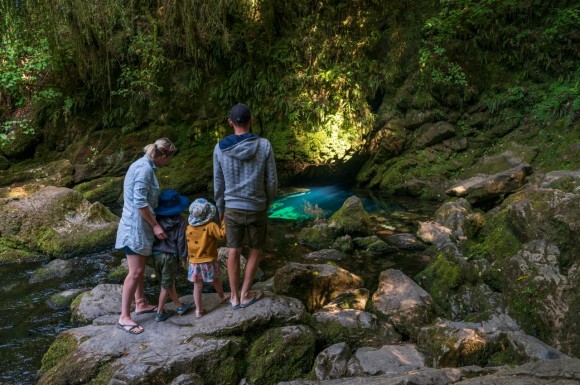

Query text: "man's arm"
[213, 145, 226, 218]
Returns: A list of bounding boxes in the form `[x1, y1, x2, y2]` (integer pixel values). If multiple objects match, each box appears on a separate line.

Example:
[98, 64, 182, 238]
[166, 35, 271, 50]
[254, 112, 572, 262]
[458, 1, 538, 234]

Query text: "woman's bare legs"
[119, 254, 146, 329]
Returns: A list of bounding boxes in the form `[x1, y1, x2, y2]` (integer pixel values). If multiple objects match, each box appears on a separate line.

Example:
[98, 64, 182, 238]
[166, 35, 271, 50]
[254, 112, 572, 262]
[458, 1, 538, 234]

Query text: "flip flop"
[230, 301, 240, 310]
[154, 310, 173, 322]
[176, 302, 193, 315]
[240, 291, 263, 308]
[195, 310, 204, 318]
[219, 295, 230, 304]
[116, 322, 144, 335]
[134, 306, 158, 315]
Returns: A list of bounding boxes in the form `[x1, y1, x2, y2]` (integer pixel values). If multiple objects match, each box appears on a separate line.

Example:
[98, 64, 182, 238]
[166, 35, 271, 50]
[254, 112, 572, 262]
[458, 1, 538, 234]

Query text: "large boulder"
[38, 292, 306, 385]
[502, 240, 579, 357]
[0, 186, 119, 262]
[446, 164, 533, 208]
[372, 269, 437, 338]
[328, 196, 373, 237]
[273, 263, 364, 312]
[246, 325, 317, 385]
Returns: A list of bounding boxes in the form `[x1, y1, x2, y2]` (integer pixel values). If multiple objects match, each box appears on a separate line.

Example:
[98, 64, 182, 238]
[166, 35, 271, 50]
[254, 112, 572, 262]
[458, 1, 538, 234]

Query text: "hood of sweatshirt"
[218, 133, 260, 160]
[156, 215, 182, 232]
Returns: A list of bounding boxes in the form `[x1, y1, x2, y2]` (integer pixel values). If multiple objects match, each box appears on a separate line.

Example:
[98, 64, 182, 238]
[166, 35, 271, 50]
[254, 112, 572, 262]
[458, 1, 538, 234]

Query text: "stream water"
[0, 186, 439, 385]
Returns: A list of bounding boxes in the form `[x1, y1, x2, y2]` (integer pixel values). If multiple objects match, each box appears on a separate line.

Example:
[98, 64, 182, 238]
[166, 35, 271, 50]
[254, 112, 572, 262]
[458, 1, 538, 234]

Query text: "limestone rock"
[346, 344, 426, 377]
[314, 342, 352, 380]
[328, 196, 373, 237]
[372, 269, 436, 338]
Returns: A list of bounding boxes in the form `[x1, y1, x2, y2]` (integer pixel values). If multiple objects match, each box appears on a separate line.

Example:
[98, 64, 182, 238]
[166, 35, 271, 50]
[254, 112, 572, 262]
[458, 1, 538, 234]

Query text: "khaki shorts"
[152, 252, 179, 289]
[224, 207, 268, 249]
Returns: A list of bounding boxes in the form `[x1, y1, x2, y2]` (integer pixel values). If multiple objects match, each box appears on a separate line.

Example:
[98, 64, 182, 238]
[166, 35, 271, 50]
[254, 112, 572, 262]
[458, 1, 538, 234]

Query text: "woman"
[116, 137, 177, 334]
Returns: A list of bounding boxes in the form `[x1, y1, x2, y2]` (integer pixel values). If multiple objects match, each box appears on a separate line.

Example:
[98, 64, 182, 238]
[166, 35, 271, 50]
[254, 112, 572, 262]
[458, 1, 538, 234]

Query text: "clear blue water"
[0, 186, 438, 385]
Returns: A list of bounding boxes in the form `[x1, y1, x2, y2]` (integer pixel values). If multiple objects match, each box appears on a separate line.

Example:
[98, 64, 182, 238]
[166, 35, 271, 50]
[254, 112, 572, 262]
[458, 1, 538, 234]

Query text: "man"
[213, 103, 277, 309]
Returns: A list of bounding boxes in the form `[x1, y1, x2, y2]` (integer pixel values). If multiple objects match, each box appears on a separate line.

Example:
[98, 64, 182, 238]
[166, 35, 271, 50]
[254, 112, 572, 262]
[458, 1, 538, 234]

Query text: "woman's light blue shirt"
[115, 156, 160, 256]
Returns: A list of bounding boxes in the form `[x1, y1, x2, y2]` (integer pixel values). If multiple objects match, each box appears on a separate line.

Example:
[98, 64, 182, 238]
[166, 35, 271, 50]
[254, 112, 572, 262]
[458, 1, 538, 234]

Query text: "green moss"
[416, 254, 463, 313]
[298, 224, 335, 250]
[246, 326, 316, 385]
[466, 209, 521, 264]
[39, 334, 78, 374]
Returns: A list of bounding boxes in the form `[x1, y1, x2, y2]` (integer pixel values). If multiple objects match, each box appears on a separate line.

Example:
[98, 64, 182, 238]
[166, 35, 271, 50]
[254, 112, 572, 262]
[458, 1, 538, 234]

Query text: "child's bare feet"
[219, 295, 230, 304]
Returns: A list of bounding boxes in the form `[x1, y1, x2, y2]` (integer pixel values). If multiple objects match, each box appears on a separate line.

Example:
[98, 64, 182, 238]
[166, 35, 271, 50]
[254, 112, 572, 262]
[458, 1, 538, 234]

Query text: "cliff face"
[1, 1, 577, 197]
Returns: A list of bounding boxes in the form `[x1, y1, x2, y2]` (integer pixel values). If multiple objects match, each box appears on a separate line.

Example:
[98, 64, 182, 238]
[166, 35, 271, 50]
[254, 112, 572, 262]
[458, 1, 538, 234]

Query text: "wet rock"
[30, 259, 73, 283]
[303, 249, 347, 261]
[47, 288, 87, 309]
[434, 198, 484, 241]
[298, 222, 335, 250]
[415, 121, 456, 149]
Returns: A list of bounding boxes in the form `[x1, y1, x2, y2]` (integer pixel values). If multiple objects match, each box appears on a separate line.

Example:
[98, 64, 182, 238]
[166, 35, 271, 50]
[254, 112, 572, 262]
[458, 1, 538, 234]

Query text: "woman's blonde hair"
[144, 137, 177, 160]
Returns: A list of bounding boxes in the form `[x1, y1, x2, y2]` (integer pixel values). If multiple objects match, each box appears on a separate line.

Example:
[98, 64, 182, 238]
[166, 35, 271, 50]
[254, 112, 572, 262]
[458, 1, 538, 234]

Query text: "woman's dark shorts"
[224, 207, 268, 249]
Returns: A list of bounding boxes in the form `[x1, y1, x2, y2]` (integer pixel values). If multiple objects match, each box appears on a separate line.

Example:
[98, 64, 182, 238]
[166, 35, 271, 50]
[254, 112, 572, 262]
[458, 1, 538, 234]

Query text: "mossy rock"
[328, 196, 373, 237]
[246, 325, 317, 385]
[298, 222, 335, 250]
[0, 186, 119, 259]
[73, 176, 124, 205]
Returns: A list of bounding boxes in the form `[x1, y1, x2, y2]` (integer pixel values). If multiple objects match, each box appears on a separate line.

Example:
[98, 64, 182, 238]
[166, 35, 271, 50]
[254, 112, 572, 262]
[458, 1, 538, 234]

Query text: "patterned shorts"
[188, 262, 221, 283]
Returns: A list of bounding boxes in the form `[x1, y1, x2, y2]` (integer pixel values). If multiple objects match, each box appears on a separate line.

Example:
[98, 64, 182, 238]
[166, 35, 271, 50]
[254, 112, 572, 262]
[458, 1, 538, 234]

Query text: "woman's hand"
[153, 223, 167, 239]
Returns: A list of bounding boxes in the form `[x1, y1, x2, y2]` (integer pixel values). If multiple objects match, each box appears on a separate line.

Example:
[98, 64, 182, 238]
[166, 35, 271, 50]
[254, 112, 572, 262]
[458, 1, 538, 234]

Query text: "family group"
[115, 103, 278, 335]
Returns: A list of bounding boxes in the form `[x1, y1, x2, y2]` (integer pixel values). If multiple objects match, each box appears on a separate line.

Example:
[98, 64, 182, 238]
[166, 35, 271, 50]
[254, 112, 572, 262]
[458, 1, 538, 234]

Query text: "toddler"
[186, 198, 229, 317]
[152, 189, 193, 321]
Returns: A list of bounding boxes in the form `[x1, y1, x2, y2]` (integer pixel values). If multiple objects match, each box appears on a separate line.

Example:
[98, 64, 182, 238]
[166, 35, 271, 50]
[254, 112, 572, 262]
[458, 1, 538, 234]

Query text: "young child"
[152, 189, 193, 321]
[186, 198, 229, 317]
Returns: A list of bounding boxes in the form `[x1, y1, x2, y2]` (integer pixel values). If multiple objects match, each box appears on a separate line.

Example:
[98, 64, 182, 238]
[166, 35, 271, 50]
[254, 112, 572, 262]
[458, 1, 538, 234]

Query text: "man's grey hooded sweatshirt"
[213, 133, 277, 217]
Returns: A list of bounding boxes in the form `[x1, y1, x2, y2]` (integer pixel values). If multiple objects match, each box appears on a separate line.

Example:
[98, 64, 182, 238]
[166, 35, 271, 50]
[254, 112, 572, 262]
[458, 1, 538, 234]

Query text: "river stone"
[246, 325, 317, 385]
[434, 198, 482, 241]
[273, 262, 364, 312]
[303, 249, 347, 261]
[416, 221, 452, 248]
[384, 233, 427, 250]
[502, 240, 578, 357]
[0, 186, 119, 260]
[346, 344, 425, 377]
[298, 222, 335, 250]
[328, 196, 373, 237]
[313, 308, 399, 348]
[314, 342, 352, 380]
[372, 269, 436, 338]
[47, 288, 87, 309]
[446, 163, 533, 207]
[504, 188, 580, 267]
[71, 283, 123, 324]
[30, 259, 73, 283]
